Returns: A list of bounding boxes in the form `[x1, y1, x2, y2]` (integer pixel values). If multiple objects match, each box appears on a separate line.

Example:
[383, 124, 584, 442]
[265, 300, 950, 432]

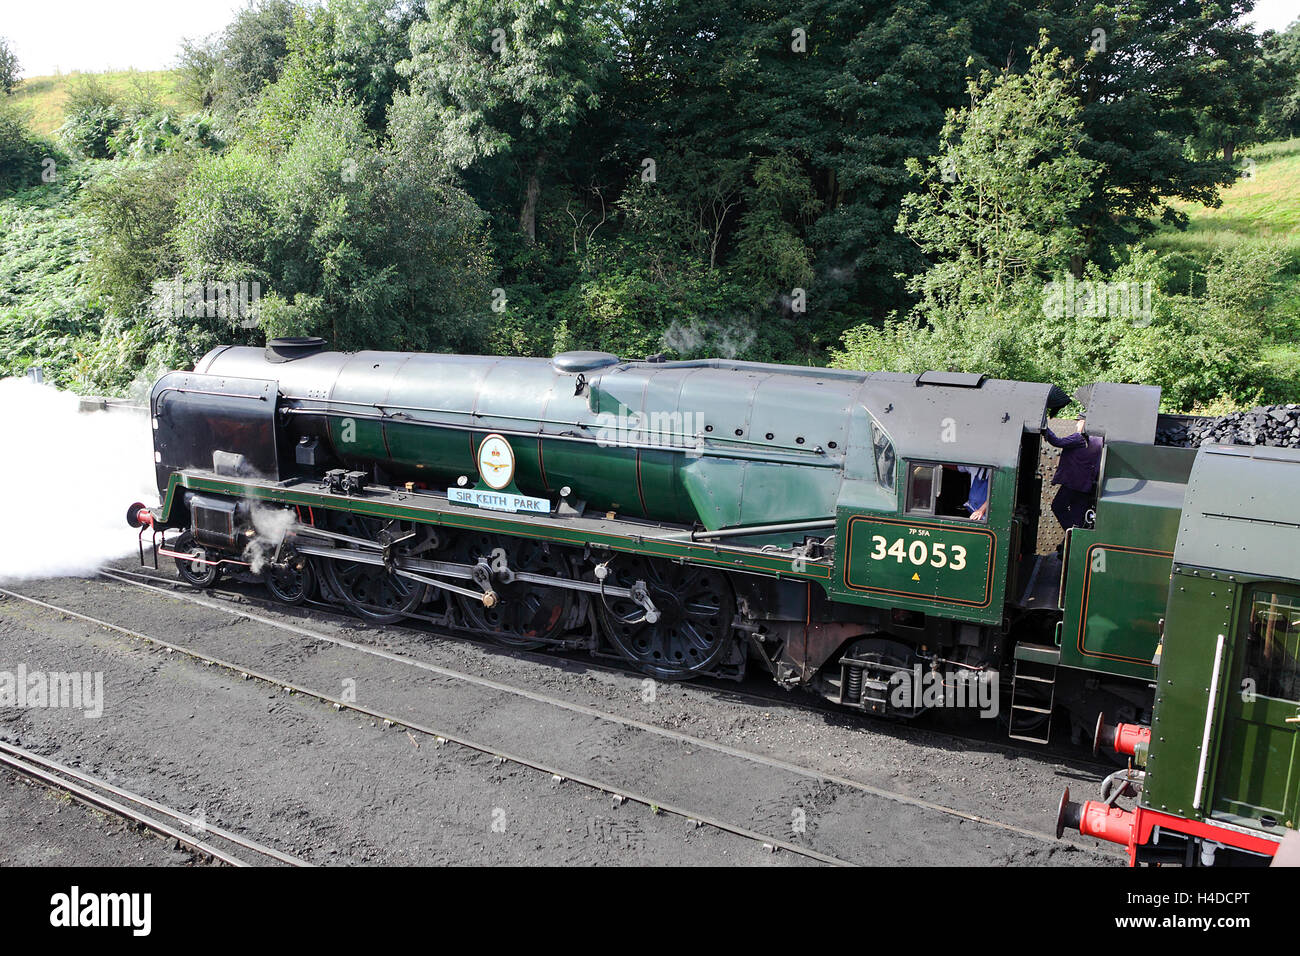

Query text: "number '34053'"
[869, 535, 967, 570]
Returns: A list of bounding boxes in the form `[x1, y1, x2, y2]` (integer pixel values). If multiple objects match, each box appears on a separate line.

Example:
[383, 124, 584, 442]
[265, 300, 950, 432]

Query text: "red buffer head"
[126, 502, 154, 529]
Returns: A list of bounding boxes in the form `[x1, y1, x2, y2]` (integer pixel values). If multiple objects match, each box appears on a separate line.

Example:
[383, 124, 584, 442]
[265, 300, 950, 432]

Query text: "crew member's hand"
[1075, 418, 1086, 434]
[972, 501, 988, 520]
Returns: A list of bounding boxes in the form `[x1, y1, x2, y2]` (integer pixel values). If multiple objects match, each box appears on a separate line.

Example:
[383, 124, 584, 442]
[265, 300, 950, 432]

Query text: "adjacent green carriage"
[1058, 444, 1300, 865]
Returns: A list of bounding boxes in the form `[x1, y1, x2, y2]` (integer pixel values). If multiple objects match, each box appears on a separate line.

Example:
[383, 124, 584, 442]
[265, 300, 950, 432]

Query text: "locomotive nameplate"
[448, 487, 551, 514]
[842, 515, 995, 609]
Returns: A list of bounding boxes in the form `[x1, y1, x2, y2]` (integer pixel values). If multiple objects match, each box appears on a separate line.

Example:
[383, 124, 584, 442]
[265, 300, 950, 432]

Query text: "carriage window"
[1244, 591, 1300, 703]
[871, 422, 895, 490]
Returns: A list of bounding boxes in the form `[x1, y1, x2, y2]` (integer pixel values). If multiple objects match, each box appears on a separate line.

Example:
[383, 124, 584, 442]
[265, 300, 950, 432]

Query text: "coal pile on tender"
[1156, 404, 1300, 449]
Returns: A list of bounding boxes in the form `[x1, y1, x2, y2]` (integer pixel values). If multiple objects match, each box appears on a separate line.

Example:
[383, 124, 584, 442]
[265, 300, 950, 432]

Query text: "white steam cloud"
[0, 379, 158, 582]
[243, 503, 298, 575]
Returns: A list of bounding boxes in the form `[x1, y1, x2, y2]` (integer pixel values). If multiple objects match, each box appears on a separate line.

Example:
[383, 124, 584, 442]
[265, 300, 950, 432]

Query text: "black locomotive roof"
[857, 372, 1054, 469]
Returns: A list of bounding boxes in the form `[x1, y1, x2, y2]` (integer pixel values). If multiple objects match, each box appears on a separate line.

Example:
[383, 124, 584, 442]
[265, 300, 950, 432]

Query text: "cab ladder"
[1009, 643, 1060, 744]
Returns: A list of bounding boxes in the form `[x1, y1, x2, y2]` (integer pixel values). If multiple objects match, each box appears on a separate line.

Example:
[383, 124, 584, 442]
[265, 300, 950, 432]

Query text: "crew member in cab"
[956, 465, 990, 521]
[1045, 416, 1103, 534]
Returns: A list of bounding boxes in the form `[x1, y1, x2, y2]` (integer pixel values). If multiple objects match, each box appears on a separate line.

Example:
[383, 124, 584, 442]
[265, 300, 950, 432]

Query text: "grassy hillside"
[1146, 137, 1300, 404]
[1150, 139, 1300, 259]
[10, 70, 183, 135]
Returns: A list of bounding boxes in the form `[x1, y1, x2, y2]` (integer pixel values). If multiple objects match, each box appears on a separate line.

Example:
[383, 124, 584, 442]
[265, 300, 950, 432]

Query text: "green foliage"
[0, 35, 20, 95]
[2, 0, 1295, 404]
[0, 101, 53, 194]
[80, 153, 194, 314]
[832, 246, 1290, 411]
[731, 153, 822, 291]
[0, 170, 105, 389]
[834, 35, 1297, 413]
[177, 0, 299, 115]
[1260, 18, 1300, 140]
[898, 40, 1099, 306]
[173, 98, 493, 355]
[400, 0, 612, 240]
[58, 86, 122, 159]
[107, 111, 224, 159]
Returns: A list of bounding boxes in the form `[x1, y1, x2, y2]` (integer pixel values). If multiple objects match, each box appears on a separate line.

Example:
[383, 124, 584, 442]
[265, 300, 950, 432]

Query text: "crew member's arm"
[1044, 419, 1087, 449]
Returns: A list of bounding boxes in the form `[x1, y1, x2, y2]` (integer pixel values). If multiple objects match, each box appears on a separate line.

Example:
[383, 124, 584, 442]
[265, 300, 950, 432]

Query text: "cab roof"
[1175, 444, 1300, 580]
[859, 372, 1054, 469]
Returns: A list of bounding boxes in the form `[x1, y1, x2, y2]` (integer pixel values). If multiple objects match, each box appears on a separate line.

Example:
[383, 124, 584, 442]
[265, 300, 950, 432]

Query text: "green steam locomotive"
[124, 338, 1280, 750]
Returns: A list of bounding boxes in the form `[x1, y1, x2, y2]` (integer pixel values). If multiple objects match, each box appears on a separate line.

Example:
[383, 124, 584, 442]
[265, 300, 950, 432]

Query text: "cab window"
[906, 463, 938, 513]
[905, 462, 991, 521]
[870, 422, 895, 490]
[1244, 590, 1300, 702]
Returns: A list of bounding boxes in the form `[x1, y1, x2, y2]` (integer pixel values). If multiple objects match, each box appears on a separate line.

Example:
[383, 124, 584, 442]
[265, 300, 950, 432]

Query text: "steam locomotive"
[125, 338, 1278, 748]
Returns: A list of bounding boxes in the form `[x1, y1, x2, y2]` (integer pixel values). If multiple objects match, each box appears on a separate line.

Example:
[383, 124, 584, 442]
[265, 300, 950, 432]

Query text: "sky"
[4, 0, 1299, 78]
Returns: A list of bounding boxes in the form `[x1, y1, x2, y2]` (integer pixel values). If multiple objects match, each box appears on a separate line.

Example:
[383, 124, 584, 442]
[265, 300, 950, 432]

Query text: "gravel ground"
[0, 559, 1122, 866]
[0, 769, 204, 866]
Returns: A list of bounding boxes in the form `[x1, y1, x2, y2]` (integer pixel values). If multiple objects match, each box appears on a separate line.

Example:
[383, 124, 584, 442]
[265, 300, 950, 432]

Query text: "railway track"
[0, 583, 854, 867]
[99, 569, 1114, 855]
[98, 563, 1109, 772]
[1, 572, 1122, 865]
[0, 739, 311, 867]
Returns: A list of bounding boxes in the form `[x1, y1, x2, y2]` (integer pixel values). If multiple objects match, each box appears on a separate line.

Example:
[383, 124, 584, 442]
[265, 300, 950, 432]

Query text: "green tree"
[399, 0, 613, 242]
[1259, 18, 1300, 139]
[173, 99, 494, 354]
[0, 36, 20, 95]
[1038, 0, 1275, 263]
[897, 39, 1100, 313]
[178, 0, 300, 117]
[81, 153, 194, 314]
[0, 101, 48, 193]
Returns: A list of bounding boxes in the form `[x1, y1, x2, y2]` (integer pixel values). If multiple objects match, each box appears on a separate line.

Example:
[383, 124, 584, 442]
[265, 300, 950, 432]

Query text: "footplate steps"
[1008, 643, 1060, 744]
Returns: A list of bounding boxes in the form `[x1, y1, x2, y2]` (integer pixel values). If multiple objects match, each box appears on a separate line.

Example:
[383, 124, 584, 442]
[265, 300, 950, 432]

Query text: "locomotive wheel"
[265, 550, 316, 606]
[318, 513, 428, 624]
[595, 557, 734, 680]
[173, 531, 219, 588]
[453, 533, 573, 649]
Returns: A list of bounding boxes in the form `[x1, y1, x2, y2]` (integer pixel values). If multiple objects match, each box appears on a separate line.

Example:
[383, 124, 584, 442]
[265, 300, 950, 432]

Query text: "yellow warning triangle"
[911, 572, 920, 581]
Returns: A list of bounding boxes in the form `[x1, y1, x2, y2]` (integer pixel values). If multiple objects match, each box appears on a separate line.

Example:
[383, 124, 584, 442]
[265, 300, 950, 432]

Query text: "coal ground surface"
[0, 558, 1123, 866]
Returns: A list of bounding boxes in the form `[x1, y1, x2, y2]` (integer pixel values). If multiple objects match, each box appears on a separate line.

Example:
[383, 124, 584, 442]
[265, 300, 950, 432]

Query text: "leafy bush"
[0, 101, 52, 193]
[106, 110, 224, 158]
[0, 35, 20, 95]
[80, 152, 194, 314]
[170, 98, 493, 356]
[0, 171, 105, 388]
[59, 104, 123, 159]
[831, 246, 1289, 411]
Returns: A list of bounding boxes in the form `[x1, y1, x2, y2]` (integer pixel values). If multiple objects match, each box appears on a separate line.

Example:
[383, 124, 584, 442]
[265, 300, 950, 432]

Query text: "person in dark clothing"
[1044, 416, 1103, 533]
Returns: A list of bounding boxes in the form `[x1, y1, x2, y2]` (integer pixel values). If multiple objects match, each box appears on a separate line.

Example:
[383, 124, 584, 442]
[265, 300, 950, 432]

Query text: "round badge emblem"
[477, 434, 515, 490]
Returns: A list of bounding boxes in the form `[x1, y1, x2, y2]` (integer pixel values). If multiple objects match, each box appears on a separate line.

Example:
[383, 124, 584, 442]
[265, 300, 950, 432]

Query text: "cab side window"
[906, 463, 938, 514]
[1245, 591, 1300, 703]
[905, 462, 991, 521]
